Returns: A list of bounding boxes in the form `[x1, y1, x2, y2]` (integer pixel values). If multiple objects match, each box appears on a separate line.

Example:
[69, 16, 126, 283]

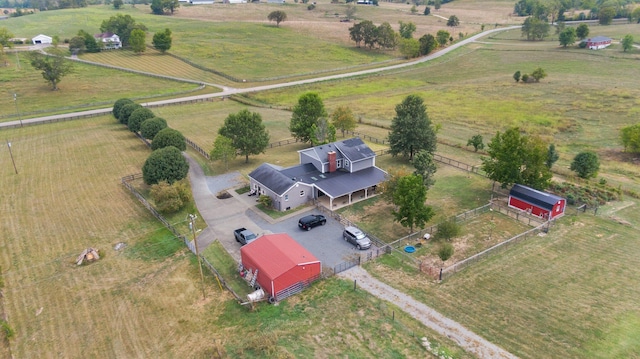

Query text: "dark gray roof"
[509, 184, 564, 211]
[249, 163, 296, 196]
[291, 166, 387, 198]
[586, 36, 611, 42]
[298, 142, 341, 163]
[334, 137, 375, 162]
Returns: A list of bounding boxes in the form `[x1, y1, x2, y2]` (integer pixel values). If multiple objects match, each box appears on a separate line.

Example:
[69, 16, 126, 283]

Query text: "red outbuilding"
[508, 184, 566, 220]
[240, 233, 321, 303]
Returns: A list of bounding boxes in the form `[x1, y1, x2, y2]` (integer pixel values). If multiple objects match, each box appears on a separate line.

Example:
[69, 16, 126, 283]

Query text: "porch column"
[349, 193, 352, 204]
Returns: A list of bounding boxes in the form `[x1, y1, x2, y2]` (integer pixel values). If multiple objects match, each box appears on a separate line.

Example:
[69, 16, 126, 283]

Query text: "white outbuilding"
[32, 34, 53, 45]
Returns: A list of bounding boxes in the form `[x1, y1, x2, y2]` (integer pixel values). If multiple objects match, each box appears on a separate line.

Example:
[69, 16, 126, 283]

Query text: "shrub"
[1, 319, 15, 339]
[307, 4, 315, 10]
[258, 195, 272, 208]
[140, 117, 167, 140]
[436, 220, 461, 241]
[437, 242, 454, 263]
[142, 146, 189, 185]
[128, 107, 155, 133]
[521, 73, 529, 83]
[112, 98, 134, 121]
[119, 103, 142, 125]
[151, 128, 186, 151]
[150, 180, 191, 213]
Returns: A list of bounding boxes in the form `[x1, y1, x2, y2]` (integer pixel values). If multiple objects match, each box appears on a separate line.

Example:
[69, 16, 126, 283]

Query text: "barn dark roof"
[509, 184, 564, 211]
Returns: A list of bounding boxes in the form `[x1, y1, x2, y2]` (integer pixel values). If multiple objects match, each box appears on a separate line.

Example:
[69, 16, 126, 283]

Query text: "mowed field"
[0, 116, 477, 358]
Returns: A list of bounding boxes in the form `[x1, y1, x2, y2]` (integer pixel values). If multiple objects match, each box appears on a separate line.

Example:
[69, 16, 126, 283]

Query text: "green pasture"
[365, 207, 640, 359]
[0, 52, 205, 120]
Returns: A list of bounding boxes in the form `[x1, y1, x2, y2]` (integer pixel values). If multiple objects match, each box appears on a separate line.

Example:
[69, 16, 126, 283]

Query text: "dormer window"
[336, 159, 342, 168]
[344, 159, 350, 169]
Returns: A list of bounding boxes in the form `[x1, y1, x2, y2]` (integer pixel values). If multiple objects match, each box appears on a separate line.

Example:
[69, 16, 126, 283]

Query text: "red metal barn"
[508, 184, 566, 220]
[240, 233, 321, 302]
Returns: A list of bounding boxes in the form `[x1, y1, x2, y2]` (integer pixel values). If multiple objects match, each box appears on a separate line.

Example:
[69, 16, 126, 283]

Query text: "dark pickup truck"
[234, 228, 257, 245]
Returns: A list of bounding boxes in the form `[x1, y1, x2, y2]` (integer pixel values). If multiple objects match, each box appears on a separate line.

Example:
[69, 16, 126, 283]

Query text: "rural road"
[338, 266, 519, 359]
[0, 25, 521, 129]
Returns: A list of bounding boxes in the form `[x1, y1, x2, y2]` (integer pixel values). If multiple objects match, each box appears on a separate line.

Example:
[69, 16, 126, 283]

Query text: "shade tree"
[268, 10, 287, 27]
[119, 103, 143, 125]
[289, 92, 328, 144]
[388, 94, 437, 161]
[152, 28, 172, 53]
[113, 98, 134, 121]
[219, 109, 270, 163]
[152, 128, 186, 151]
[391, 174, 435, 233]
[140, 117, 168, 140]
[128, 107, 155, 133]
[142, 146, 189, 185]
[28, 52, 74, 90]
[210, 135, 237, 170]
[570, 151, 600, 179]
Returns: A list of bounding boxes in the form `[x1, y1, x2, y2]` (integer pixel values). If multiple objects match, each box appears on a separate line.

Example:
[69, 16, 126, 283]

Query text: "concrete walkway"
[338, 266, 519, 359]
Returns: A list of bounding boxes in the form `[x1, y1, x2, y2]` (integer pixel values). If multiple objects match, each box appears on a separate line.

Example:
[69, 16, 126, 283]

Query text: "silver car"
[343, 226, 372, 250]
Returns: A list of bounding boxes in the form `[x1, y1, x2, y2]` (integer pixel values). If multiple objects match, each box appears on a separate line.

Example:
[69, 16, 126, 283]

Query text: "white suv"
[343, 226, 372, 250]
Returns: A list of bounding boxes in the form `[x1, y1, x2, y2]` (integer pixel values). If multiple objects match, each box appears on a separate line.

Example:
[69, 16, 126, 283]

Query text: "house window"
[285, 194, 289, 201]
[337, 159, 342, 168]
[300, 190, 305, 197]
[344, 160, 350, 169]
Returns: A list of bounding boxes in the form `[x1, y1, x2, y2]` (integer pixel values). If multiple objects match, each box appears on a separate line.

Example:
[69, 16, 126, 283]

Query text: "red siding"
[272, 262, 321, 294]
[508, 197, 566, 219]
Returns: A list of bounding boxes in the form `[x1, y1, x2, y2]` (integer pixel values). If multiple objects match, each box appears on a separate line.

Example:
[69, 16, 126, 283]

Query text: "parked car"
[343, 226, 372, 250]
[234, 228, 257, 245]
[298, 214, 326, 231]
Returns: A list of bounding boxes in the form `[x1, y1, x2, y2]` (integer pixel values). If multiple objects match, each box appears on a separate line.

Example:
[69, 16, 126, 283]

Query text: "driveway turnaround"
[338, 266, 519, 359]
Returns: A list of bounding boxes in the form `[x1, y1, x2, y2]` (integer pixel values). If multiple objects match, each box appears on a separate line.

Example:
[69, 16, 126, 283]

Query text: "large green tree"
[436, 30, 450, 47]
[331, 106, 357, 137]
[377, 22, 398, 50]
[28, 52, 74, 90]
[210, 135, 237, 170]
[140, 117, 167, 140]
[152, 28, 172, 53]
[621, 34, 634, 52]
[559, 27, 576, 47]
[349, 22, 364, 47]
[388, 95, 437, 161]
[219, 109, 270, 163]
[78, 29, 100, 53]
[142, 146, 189, 185]
[1, 27, 14, 63]
[312, 118, 336, 145]
[399, 38, 421, 58]
[129, 29, 146, 54]
[100, 14, 146, 47]
[268, 10, 287, 27]
[152, 128, 186, 151]
[391, 174, 435, 233]
[620, 123, 640, 153]
[361, 20, 378, 49]
[413, 150, 437, 189]
[289, 93, 327, 144]
[598, 6, 616, 25]
[570, 151, 600, 179]
[68, 36, 86, 55]
[481, 127, 552, 189]
[521, 16, 550, 40]
[446, 15, 460, 27]
[419, 34, 437, 55]
[576, 23, 589, 39]
[128, 107, 155, 133]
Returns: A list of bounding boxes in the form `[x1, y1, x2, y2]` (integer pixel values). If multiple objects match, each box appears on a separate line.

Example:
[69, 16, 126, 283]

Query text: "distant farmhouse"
[248, 137, 387, 211]
[94, 33, 122, 50]
[32, 34, 52, 45]
[584, 36, 611, 50]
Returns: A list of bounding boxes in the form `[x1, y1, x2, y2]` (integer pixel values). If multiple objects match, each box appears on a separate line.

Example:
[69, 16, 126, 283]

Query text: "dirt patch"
[216, 191, 233, 199]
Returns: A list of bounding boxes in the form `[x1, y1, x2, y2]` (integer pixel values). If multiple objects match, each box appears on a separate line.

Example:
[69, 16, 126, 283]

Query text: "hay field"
[0, 117, 234, 358]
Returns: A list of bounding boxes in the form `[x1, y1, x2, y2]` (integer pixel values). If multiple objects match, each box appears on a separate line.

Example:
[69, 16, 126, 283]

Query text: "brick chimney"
[327, 151, 337, 173]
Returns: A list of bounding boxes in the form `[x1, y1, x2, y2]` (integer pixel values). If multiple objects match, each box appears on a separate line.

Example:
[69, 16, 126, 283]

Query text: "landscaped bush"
[112, 98, 134, 122]
[150, 180, 192, 213]
[119, 103, 142, 125]
[151, 128, 186, 151]
[140, 117, 167, 140]
[128, 107, 155, 133]
[142, 146, 189, 185]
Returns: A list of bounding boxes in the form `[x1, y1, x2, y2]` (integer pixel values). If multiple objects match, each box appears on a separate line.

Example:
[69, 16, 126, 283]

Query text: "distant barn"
[508, 184, 566, 220]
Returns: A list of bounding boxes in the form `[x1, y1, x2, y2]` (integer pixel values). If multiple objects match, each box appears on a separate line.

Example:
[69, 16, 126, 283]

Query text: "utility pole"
[14, 94, 23, 128]
[7, 140, 18, 174]
[189, 214, 206, 300]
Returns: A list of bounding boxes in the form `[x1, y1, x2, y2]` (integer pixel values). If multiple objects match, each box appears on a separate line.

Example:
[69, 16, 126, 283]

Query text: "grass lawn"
[0, 52, 206, 120]
[364, 206, 640, 358]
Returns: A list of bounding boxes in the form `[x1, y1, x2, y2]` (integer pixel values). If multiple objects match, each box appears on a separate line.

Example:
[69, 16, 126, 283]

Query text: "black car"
[298, 214, 326, 231]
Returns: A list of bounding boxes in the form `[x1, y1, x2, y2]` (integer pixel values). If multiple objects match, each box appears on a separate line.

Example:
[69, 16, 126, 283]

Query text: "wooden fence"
[120, 173, 244, 303]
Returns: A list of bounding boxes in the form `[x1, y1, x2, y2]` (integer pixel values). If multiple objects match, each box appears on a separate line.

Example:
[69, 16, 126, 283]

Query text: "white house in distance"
[32, 34, 52, 45]
[94, 33, 122, 50]
[248, 137, 387, 211]
[584, 36, 612, 50]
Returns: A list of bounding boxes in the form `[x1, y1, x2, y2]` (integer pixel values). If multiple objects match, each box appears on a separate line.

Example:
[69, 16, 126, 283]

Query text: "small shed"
[584, 36, 611, 50]
[240, 233, 321, 302]
[32, 34, 52, 45]
[508, 184, 566, 220]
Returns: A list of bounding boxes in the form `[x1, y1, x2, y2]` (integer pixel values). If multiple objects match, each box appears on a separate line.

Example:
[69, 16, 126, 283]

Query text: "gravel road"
[338, 266, 519, 359]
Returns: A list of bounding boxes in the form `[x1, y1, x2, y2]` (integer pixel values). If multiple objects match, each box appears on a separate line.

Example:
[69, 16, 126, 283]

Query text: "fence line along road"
[0, 26, 522, 130]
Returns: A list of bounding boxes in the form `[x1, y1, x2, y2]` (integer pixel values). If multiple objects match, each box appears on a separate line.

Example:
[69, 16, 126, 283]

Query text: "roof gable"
[509, 184, 564, 210]
[248, 163, 295, 195]
[335, 137, 375, 162]
[241, 234, 320, 279]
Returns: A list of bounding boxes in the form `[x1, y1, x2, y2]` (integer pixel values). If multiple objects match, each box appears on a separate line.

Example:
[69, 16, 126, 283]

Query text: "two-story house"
[94, 33, 122, 50]
[248, 138, 387, 211]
